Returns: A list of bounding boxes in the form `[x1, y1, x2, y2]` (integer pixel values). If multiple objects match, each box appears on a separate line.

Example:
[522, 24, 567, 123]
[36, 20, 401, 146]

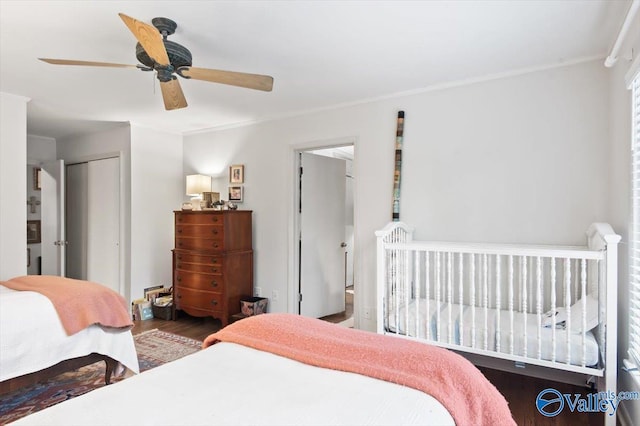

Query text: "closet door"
[87, 157, 120, 293]
[65, 163, 88, 279]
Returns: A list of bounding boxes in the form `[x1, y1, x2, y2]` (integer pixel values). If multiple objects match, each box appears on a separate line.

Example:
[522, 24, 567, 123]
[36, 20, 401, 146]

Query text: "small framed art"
[229, 165, 244, 184]
[27, 220, 41, 244]
[33, 167, 42, 190]
[228, 186, 243, 203]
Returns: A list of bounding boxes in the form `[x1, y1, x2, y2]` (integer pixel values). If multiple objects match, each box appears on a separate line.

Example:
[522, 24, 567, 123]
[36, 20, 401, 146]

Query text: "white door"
[40, 160, 65, 276]
[65, 163, 88, 280]
[299, 152, 346, 318]
[87, 157, 120, 292]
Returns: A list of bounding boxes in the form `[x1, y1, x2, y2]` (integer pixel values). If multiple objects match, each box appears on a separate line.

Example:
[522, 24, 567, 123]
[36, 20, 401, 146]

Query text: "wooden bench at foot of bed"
[0, 353, 118, 395]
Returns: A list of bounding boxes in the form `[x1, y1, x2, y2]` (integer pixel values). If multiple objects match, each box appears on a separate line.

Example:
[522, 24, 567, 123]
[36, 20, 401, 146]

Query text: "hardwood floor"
[137, 306, 603, 425]
[132, 311, 223, 342]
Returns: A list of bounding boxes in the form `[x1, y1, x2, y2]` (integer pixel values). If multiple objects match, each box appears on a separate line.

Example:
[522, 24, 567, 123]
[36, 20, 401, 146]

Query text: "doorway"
[294, 143, 355, 324]
[65, 157, 121, 294]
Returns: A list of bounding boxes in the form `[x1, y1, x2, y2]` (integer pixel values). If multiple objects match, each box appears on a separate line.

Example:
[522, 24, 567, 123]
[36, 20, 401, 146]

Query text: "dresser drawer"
[175, 271, 224, 291]
[175, 261, 222, 275]
[176, 237, 223, 251]
[176, 213, 224, 225]
[175, 224, 224, 239]
[174, 252, 222, 265]
[175, 287, 223, 312]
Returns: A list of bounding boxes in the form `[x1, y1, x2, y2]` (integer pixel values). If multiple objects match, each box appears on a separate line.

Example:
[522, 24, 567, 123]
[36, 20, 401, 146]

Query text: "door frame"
[288, 136, 358, 317]
[63, 151, 126, 297]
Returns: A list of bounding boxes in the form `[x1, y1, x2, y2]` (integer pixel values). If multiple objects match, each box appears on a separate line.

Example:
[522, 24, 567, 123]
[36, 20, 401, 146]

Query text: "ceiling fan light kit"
[39, 13, 274, 111]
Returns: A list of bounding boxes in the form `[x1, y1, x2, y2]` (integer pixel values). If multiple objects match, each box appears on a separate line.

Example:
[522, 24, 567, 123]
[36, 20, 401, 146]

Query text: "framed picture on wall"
[228, 186, 243, 203]
[27, 220, 41, 244]
[33, 167, 41, 190]
[229, 165, 244, 184]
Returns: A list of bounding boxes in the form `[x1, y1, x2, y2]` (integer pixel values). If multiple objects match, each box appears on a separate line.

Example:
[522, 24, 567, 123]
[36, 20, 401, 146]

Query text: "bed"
[10, 313, 515, 426]
[0, 276, 139, 394]
[376, 221, 620, 426]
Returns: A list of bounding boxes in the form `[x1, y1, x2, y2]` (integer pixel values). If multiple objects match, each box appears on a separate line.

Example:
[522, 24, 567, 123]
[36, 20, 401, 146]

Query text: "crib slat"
[496, 255, 501, 353]
[436, 252, 441, 342]
[426, 251, 431, 340]
[404, 245, 410, 337]
[536, 256, 542, 360]
[565, 258, 571, 364]
[471, 253, 476, 348]
[415, 250, 420, 339]
[459, 253, 464, 347]
[448, 252, 453, 344]
[509, 255, 514, 355]
[551, 258, 557, 362]
[483, 254, 489, 350]
[581, 258, 587, 367]
[522, 256, 528, 358]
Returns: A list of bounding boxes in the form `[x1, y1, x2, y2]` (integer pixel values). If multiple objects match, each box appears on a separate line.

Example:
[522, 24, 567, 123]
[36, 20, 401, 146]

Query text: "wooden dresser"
[172, 210, 253, 326]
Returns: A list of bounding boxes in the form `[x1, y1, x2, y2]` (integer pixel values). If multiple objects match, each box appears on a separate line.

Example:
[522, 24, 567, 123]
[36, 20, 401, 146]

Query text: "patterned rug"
[0, 329, 202, 425]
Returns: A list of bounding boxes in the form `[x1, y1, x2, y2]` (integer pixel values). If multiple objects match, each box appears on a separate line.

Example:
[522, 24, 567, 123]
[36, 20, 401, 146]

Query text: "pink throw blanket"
[1, 275, 133, 336]
[204, 313, 515, 426]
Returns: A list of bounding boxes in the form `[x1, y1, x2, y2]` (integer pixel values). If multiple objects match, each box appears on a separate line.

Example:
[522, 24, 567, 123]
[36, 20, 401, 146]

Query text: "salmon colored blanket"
[1, 275, 133, 336]
[204, 313, 515, 426]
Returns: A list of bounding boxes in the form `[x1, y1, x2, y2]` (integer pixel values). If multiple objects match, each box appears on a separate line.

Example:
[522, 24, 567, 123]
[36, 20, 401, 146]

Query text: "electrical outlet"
[363, 307, 371, 320]
[254, 287, 261, 297]
[271, 290, 279, 301]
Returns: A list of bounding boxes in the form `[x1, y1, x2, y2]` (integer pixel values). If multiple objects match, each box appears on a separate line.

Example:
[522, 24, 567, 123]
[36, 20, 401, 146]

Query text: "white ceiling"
[0, 1, 631, 140]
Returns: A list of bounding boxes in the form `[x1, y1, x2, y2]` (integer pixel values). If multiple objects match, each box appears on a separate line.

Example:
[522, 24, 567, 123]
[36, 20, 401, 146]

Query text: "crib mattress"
[494, 311, 599, 366]
[387, 298, 442, 339]
[391, 302, 599, 367]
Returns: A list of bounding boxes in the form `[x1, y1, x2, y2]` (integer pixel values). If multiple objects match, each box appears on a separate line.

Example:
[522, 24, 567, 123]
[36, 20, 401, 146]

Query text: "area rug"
[0, 329, 202, 425]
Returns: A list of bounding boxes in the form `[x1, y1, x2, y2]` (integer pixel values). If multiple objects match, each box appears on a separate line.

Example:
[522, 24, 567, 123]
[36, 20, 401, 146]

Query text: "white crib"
[376, 222, 620, 424]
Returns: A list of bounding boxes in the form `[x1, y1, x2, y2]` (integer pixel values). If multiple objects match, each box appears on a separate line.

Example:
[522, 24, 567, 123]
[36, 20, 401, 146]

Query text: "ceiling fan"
[39, 13, 274, 110]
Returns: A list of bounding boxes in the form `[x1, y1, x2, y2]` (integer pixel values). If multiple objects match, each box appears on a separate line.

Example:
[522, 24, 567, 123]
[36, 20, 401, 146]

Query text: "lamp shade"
[186, 174, 212, 196]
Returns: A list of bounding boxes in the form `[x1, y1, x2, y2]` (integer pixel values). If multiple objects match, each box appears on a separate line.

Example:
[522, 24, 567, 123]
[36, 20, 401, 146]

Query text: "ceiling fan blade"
[180, 67, 273, 92]
[39, 58, 139, 68]
[160, 78, 188, 110]
[118, 13, 170, 66]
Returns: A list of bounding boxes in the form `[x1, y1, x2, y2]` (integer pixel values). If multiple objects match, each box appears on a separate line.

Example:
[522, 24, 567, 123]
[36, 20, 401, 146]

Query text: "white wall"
[129, 125, 183, 300]
[57, 124, 184, 303]
[0, 93, 29, 280]
[607, 13, 640, 424]
[184, 59, 610, 331]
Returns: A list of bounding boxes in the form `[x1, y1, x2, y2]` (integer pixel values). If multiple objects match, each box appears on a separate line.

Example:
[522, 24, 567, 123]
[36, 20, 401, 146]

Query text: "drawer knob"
[211, 281, 218, 287]
[212, 268, 218, 273]
[211, 229, 218, 235]
[212, 217, 219, 222]
[177, 228, 183, 233]
[212, 243, 219, 248]
[177, 276, 182, 282]
[211, 300, 218, 306]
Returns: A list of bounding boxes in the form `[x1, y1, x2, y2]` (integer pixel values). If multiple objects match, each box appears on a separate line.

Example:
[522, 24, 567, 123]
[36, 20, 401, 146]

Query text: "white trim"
[605, 0, 640, 68]
[626, 53, 640, 89]
[183, 56, 604, 135]
[287, 136, 358, 320]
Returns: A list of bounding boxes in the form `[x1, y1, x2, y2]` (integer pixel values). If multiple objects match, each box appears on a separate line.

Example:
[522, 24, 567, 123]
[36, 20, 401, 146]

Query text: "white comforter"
[12, 341, 454, 426]
[0, 285, 139, 382]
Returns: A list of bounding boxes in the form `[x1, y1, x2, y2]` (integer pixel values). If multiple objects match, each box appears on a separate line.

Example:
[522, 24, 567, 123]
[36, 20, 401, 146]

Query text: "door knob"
[340, 242, 347, 248]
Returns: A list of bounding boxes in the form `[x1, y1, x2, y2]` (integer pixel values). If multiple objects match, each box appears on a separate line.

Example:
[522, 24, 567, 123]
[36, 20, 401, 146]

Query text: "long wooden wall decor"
[392, 111, 405, 221]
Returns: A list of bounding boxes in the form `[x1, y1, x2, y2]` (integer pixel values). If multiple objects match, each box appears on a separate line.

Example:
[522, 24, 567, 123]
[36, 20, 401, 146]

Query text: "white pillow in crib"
[542, 294, 599, 332]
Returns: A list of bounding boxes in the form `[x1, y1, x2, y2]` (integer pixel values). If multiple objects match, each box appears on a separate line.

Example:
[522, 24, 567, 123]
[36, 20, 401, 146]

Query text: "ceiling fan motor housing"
[136, 41, 193, 70]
